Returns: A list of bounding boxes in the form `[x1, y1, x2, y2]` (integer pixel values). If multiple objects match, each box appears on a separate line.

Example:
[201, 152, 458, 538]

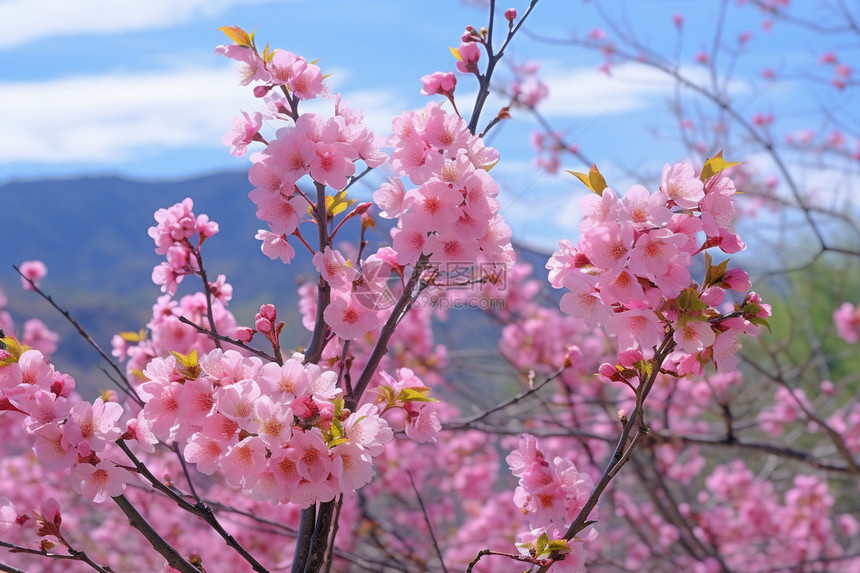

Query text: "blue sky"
[1, 0, 856, 250]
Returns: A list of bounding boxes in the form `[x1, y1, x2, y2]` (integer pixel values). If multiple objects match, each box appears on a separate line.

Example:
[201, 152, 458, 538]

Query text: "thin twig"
[12, 266, 142, 407]
[407, 471, 449, 573]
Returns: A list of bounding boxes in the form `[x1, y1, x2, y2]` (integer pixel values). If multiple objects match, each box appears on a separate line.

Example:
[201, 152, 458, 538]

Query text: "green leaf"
[705, 258, 730, 288]
[545, 539, 570, 554]
[748, 316, 773, 334]
[396, 387, 436, 403]
[535, 532, 550, 555]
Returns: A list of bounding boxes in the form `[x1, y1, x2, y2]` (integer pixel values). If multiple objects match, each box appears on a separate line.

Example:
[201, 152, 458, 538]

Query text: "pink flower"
[313, 247, 359, 289]
[373, 177, 407, 219]
[32, 423, 77, 471]
[302, 140, 357, 190]
[257, 359, 310, 399]
[285, 428, 332, 483]
[71, 461, 132, 503]
[248, 396, 293, 447]
[420, 71, 457, 96]
[0, 498, 16, 535]
[343, 403, 393, 456]
[628, 228, 687, 279]
[660, 162, 705, 209]
[222, 110, 262, 157]
[220, 436, 268, 488]
[19, 260, 47, 290]
[288, 58, 324, 100]
[255, 230, 296, 264]
[456, 42, 481, 74]
[63, 397, 124, 454]
[183, 433, 227, 475]
[324, 292, 380, 340]
[331, 442, 374, 491]
[673, 320, 716, 354]
[583, 221, 635, 274]
[405, 402, 442, 443]
[606, 306, 664, 350]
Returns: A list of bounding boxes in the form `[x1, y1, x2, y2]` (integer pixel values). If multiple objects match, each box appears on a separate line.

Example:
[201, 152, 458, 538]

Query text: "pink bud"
[820, 380, 835, 395]
[253, 84, 273, 98]
[292, 395, 317, 419]
[598, 362, 618, 379]
[255, 317, 273, 333]
[40, 498, 62, 527]
[354, 202, 373, 215]
[835, 64, 852, 77]
[721, 268, 751, 292]
[259, 303, 277, 321]
[672, 13, 684, 28]
[504, 8, 517, 22]
[50, 373, 76, 397]
[236, 327, 254, 343]
[700, 287, 726, 307]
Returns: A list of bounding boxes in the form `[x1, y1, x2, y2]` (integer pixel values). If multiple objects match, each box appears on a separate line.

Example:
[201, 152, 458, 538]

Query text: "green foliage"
[751, 251, 860, 393]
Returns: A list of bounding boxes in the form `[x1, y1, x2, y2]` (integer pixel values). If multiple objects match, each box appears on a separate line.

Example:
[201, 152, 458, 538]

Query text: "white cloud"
[0, 66, 404, 163]
[525, 60, 745, 118]
[0, 0, 299, 49]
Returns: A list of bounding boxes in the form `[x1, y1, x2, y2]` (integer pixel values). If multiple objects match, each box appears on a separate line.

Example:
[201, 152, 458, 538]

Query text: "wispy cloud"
[0, 0, 300, 49]
[536, 61, 726, 118]
[0, 67, 403, 164]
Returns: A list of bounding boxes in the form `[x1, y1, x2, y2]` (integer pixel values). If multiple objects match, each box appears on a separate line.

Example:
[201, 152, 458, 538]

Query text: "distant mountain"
[1, 172, 555, 397]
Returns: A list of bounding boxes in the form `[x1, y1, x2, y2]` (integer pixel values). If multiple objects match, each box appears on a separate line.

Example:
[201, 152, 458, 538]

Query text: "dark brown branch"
[112, 494, 197, 573]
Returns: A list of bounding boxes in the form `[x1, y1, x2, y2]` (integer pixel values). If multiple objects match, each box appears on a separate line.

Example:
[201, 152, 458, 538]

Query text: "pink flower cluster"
[548, 161, 770, 375]
[375, 368, 442, 443]
[215, 41, 324, 100]
[0, 343, 133, 503]
[217, 35, 388, 265]
[507, 434, 593, 530]
[136, 349, 393, 508]
[247, 99, 385, 262]
[531, 130, 579, 175]
[148, 198, 219, 295]
[510, 61, 549, 109]
[506, 434, 594, 572]
[381, 102, 515, 271]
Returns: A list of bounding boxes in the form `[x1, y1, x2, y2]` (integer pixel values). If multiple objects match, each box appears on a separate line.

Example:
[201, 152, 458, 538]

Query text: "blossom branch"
[111, 494, 197, 573]
[116, 440, 270, 572]
[176, 316, 277, 363]
[0, 540, 112, 573]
